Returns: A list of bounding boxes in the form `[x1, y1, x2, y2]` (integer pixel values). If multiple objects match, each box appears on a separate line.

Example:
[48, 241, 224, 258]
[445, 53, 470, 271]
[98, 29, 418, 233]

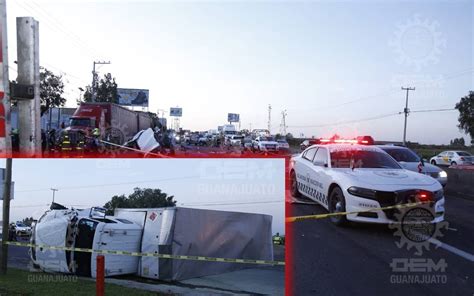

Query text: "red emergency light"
[317, 136, 374, 145]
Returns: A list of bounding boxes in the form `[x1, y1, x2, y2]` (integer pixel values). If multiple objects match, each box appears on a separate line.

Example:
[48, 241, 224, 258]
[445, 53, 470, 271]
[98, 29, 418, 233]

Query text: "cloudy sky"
[5, 0, 473, 144]
[0, 158, 285, 234]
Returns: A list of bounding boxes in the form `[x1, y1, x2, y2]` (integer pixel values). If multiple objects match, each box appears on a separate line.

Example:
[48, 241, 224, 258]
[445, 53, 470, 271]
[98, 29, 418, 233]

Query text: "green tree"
[103, 187, 176, 215]
[455, 91, 474, 141]
[40, 68, 66, 116]
[81, 73, 118, 103]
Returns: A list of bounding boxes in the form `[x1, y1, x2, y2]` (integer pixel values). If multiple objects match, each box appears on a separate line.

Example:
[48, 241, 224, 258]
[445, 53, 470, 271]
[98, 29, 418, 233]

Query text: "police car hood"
[342, 169, 438, 186]
[398, 162, 441, 174]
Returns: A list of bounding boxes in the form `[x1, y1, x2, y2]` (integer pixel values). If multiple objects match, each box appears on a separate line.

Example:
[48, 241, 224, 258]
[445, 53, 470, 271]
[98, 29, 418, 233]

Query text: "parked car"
[430, 151, 474, 166]
[378, 145, 447, 186]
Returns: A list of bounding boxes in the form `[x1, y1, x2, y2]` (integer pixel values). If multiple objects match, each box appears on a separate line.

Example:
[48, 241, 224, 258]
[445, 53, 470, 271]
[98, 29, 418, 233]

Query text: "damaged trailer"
[114, 207, 274, 280]
[30, 204, 274, 280]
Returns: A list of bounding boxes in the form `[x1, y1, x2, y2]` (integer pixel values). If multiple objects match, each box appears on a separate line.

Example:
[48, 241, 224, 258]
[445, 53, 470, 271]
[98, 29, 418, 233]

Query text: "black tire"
[431, 160, 436, 165]
[290, 170, 301, 198]
[451, 161, 457, 166]
[328, 187, 348, 226]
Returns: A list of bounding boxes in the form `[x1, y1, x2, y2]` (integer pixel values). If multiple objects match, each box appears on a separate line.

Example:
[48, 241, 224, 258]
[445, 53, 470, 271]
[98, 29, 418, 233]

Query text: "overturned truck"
[30, 204, 274, 280]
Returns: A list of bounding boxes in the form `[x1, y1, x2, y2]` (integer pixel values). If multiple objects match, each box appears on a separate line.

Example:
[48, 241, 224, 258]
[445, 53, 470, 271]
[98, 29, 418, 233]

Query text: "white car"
[229, 135, 244, 146]
[277, 139, 290, 150]
[290, 143, 445, 225]
[253, 136, 279, 152]
[378, 145, 447, 186]
[430, 151, 474, 166]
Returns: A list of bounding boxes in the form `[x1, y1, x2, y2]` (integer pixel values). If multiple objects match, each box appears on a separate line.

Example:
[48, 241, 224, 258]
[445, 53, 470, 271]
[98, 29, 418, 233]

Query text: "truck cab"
[68, 104, 106, 134]
[30, 205, 142, 278]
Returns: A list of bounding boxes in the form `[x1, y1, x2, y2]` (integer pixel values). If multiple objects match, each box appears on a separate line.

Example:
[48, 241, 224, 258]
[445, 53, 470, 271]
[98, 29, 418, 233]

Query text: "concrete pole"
[16, 17, 40, 156]
[0, 158, 13, 275]
[0, 0, 12, 157]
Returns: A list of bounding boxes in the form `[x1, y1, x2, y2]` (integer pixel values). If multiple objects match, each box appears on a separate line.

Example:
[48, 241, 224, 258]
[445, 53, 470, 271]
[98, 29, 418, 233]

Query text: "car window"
[447, 152, 454, 157]
[330, 149, 402, 169]
[457, 151, 471, 156]
[314, 148, 328, 165]
[439, 152, 447, 157]
[381, 147, 420, 162]
[303, 148, 317, 161]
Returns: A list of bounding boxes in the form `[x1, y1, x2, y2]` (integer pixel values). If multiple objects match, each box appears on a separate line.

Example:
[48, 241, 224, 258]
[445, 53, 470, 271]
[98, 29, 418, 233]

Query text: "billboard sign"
[117, 88, 149, 107]
[170, 107, 182, 117]
[227, 113, 240, 123]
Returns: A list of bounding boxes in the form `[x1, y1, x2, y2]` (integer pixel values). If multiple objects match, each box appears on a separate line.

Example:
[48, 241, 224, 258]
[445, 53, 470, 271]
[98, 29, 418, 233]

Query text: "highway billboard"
[170, 107, 182, 117]
[117, 88, 149, 107]
[227, 113, 240, 123]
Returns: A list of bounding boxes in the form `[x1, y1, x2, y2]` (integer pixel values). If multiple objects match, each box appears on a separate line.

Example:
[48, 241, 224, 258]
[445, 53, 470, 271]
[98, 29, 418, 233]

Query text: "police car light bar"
[317, 136, 374, 145]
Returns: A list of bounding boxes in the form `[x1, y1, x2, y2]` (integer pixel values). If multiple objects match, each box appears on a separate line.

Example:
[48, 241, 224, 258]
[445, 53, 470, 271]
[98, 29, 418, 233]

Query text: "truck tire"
[105, 128, 125, 145]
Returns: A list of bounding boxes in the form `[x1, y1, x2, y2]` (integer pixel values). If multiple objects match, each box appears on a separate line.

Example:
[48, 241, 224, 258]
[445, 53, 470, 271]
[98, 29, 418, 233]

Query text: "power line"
[410, 108, 456, 113]
[287, 111, 401, 128]
[13, 1, 101, 60]
[15, 175, 202, 193]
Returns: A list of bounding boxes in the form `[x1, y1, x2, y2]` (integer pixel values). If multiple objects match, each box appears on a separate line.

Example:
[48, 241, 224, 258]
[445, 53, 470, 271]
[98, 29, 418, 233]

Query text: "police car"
[289, 138, 445, 225]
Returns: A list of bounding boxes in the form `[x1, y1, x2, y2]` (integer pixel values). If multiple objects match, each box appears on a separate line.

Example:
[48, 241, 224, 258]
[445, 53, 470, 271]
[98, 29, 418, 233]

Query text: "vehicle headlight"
[347, 186, 376, 199]
[438, 171, 447, 178]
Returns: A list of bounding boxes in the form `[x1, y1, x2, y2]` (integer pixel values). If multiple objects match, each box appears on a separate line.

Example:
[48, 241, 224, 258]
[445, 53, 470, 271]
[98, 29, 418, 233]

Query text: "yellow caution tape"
[286, 201, 430, 223]
[3, 241, 284, 266]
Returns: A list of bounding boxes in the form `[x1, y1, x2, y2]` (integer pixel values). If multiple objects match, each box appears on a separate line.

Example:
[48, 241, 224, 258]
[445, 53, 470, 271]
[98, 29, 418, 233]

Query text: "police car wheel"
[451, 161, 457, 166]
[431, 160, 436, 165]
[290, 171, 301, 198]
[329, 187, 348, 226]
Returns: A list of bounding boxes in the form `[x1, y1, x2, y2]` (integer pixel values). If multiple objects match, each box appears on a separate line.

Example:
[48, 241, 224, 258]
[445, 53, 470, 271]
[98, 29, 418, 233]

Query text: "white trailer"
[115, 207, 274, 281]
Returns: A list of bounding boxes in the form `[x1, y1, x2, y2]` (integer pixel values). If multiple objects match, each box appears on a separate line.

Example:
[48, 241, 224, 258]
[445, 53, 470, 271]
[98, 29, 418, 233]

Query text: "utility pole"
[267, 104, 272, 134]
[17, 17, 41, 156]
[1, 158, 13, 274]
[0, 0, 13, 157]
[280, 110, 287, 136]
[401, 87, 415, 146]
[91, 61, 111, 102]
[50, 188, 58, 203]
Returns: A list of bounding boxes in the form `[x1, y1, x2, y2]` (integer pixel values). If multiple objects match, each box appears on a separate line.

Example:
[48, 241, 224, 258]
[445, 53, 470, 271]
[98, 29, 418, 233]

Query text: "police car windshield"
[261, 136, 275, 141]
[457, 151, 471, 156]
[379, 147, 420, 162]
[330, 149, 402, 169]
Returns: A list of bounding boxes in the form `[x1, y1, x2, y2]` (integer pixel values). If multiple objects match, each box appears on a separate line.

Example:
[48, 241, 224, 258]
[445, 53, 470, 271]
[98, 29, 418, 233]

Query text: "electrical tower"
[401, 86, 415, 146]
[280, 110, 287, 136]
[91, 61, 111, 102]
[268, 104, 272, 133]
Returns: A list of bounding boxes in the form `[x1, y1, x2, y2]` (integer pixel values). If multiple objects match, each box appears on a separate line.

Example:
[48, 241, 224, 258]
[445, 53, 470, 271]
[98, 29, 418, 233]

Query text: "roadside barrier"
[286, 201, 431, 223]
[3, 241, 285, 266]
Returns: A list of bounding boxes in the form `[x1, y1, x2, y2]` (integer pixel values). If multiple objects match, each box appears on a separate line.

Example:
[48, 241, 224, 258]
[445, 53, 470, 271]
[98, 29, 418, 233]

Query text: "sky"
[4, 0, 474, 144]
[0, 158, 285, 234]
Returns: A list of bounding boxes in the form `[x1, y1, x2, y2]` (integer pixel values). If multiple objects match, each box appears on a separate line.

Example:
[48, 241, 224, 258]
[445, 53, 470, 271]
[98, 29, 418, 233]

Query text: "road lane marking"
[428, 237, 474, 262]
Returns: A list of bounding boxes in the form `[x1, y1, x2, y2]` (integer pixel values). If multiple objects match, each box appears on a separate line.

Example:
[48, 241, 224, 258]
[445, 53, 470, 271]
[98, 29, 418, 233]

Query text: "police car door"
[297, 147, 317, 200]
[309, 147, 330, 208]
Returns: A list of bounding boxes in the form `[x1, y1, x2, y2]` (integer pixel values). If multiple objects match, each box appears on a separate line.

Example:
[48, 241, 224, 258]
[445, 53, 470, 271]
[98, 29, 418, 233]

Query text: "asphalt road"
[288, 193, 474, 296]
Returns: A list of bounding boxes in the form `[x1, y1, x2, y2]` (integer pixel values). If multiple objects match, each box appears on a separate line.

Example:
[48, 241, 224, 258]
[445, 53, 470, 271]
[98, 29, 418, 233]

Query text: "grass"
[0, 268, 165, 296]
